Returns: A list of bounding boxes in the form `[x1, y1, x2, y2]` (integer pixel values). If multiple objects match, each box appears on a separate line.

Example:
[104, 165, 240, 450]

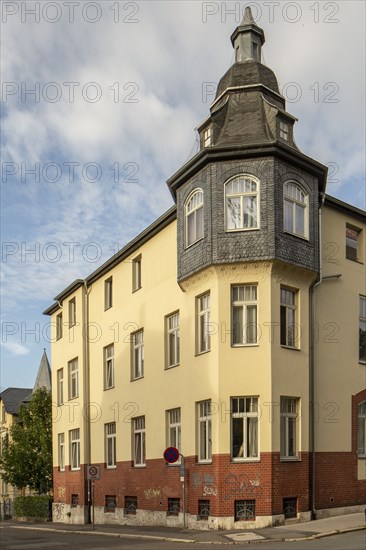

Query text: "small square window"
[280, 121, 289, 140]
[167, 498, 180, 516]
[105, 277, 113, 310]
[132, 256, 142, 292]
[198, 499, 210, 519]
[346, 224, 361, 262]
[125, 496, 137, 515]
[234, 499, 256, 521]
[283, 497, 297, 518]
[105, 495, 116, 513]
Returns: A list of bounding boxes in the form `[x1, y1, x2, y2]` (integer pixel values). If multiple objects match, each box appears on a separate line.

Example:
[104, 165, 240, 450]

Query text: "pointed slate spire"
[33, 349, 52, 393]
[230, 7, 265, 63]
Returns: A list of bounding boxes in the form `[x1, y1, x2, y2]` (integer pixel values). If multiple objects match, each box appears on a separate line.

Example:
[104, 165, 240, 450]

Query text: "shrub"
[14, 495, 53, 519]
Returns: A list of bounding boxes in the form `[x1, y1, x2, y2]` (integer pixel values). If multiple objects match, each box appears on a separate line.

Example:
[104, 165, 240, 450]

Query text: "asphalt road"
[0, 527, 365, 550]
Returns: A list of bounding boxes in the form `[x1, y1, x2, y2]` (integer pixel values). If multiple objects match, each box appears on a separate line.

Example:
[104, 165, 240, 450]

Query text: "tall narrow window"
[68, 298, 76, 327]
[105, 422, 116, 468]
[57, 368, 64, 405]
[280, 288, 298, 348]
[252, 41, 259, 61]
[58, 433, 65, 471]
[70, 428, 80, 470]
[346, 225, 361, 261]
[231, 397, 258, 460]
[68, 358, 78, 399]
[358, 401, 366, 457]
[360, 297, 366, 363]
[166, 312, 180, 368]
[185, 189, 204, 247]
[132, 255, 142, 292]
[105, 277, 113, 309]
[131, 330, 144, 380]
[198, 400, 212, 462]
[283, 182, 308, 238]
[167, 408, 181, 455]
[197, 293, 211, 353]
[104, 344, 115, 389]
[56, 312, 63, 340]
[232, 285, 258, 345]
[225, 176, 259, 231]
[280, 397, 299, 459]
[132, 416, 145, 466]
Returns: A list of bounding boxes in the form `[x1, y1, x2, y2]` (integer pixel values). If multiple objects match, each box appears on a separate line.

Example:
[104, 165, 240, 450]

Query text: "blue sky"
[1, 1, 365, 390]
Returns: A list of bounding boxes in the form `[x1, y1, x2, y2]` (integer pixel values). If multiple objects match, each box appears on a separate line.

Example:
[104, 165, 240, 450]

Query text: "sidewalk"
[1, 512, 365, 544]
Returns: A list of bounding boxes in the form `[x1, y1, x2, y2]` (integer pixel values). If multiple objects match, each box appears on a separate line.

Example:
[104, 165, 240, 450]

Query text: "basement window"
[105, 495, 116, 513]
[167, 498, 180, 516]
[125, 496, 137, 515]
[283, 497, 297, 518]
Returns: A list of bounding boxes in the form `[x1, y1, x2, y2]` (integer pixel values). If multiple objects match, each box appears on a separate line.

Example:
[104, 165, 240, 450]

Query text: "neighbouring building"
[44, 9, 366, 529]
[0, 350, 52, 519]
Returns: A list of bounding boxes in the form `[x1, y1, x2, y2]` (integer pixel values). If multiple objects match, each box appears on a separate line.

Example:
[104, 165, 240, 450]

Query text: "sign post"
[163, 447, 186, 528]
[86, 465, 100, 530]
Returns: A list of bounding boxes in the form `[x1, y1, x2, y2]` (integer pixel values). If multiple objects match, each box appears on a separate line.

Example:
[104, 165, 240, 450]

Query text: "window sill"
[132, 287, 142, 294]
[133, 464, 146, 468]
[106, 466, 117, 470]
[131, 376, 144, 382]
[68, 396, 79, 401]
[196, 460, 212, 465]
[104, 306, 112, 311]
[226, 227, 260, 233]
[281, 345, 300, 351]
[232, 344, 259, 348]
[184, 237, 204, 251]
[358, 361, 366, 365]
[231, 458, 260, 463]
[104, 386, 115, 391]
[283, 230, 309, 241]
[165, 363, 180, 370]
[346, 258, 363, 264]
[280, 457, 301, 462]
[71, 467, 81, 471]
[357, 455, 366, 459]
[195, 349, 211, 357]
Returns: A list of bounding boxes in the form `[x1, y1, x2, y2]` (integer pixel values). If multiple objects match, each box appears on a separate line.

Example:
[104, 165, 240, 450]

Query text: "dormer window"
[203, 126, 212, 148]
[280, 121, 289, 141]
[252, 42, 259, 61]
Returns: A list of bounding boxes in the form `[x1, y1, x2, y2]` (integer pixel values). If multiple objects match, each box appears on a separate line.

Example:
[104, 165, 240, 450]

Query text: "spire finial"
[242, 6, 256, 25]
[231, 7, 265, 63]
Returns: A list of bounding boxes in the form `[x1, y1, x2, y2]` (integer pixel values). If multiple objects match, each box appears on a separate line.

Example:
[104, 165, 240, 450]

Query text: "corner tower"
[167, 8, 327, 282]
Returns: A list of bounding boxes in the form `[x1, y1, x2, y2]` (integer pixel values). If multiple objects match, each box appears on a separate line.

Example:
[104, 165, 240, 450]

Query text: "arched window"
[185, 189, 204, 247]
[283, 182, 308, 238]
[225, 176, 259, 231]
[358, 401, 366, 457]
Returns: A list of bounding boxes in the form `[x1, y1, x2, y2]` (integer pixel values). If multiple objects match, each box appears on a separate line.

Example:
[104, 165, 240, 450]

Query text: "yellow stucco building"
[44, 8, 366, 529]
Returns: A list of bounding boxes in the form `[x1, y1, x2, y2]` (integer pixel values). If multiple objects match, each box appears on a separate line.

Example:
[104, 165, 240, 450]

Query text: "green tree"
[0, 387, 52, 494]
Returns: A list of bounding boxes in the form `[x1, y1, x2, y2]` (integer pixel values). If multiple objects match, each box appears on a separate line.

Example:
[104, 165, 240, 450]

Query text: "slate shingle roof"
[0, 387, 33, 414]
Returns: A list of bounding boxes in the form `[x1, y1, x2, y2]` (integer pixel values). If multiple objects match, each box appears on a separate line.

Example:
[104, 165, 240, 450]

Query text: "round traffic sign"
[163, 447, 179, 464]
[89, 466, 98, 476]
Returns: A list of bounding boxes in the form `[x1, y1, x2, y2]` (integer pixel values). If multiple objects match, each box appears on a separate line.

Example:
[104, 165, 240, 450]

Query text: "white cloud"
[1, 342, 30, 357]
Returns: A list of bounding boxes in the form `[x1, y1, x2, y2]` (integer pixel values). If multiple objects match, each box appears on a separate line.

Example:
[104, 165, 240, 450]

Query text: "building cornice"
[324, 195, 366, 222]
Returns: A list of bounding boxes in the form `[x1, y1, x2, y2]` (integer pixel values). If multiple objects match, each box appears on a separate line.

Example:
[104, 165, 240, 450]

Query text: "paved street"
[0, 527, 365, 550]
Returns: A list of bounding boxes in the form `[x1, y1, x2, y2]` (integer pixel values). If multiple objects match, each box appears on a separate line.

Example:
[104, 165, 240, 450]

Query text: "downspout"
[309, 192, 325, 520]
[83, 280, 91, 523]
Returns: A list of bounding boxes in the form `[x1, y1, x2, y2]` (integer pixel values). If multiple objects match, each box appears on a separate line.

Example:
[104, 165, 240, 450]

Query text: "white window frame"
[203, 126, 212, 147]
[280, 287, 298, 348]
[70, 428, 80, 470]
[68, 298, 76, 327]
[231, 285, 258, 346]
[132, 255, 142, 292]
[283, 182, 308, 239]
[105, 277, 113, 310]
[131, 330, 144, 380]
[132, 416, 145, 466]
[185, 189, 204, 247]
[105, 422, 117, 468]
[197, 292, 211, 354]
[167, 408, 181, 460]
[198, 400, 212, 463]
[58, 433, 65, 471]
[279, 121, 289, 140]
[231, 397, 259, 461]
[358, 401, 366, 457]
[280, 397, 299, 459]
[104, 344, 115, 389]
[56, 312, 63, 340]
[359, 296, 366, 363]
[68, 358, 78, 399]
[57, 368, 64, 405]
[225, 175, 259, 232]
[166, 312, 180, 368]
